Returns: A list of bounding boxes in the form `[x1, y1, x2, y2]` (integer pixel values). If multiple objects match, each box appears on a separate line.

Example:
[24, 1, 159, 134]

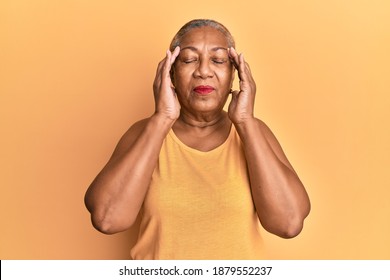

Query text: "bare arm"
[84, 116, 173, 234]
[84, 47, 181, 234]
[228, 47, 310, 238]
[235, 118, 310, 238]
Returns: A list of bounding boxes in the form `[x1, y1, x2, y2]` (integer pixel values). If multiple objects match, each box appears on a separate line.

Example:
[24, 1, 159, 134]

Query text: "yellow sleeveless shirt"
[130, 125, 265, 259]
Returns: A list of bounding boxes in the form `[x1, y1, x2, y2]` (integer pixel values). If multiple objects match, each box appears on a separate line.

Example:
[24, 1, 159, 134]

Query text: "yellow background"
[1, 0, 389, 259]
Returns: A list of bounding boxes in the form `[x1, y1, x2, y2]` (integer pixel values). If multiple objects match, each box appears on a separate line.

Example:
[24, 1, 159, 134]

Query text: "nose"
[193, 59, 213, 79]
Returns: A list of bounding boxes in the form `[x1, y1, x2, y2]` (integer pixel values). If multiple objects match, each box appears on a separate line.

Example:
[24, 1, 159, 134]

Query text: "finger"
[241, 55, 257, 92]
[238, 53, 254, 84]
[242, 56, 256, 85]
[162, 50, 173, 79]
[229, 48, 250, 84]
[154, 49, 171, 91]
[236, 53, 246, 82]
[156, 58, 166, 77]
[245, 61, 252, 73]
[228, 47, 240, 69]
[153, 58, 166, 89]
[163, 48, 179, 78]
[170, 46, 180, 65]
[161, 50, 177, 90]
[230, 89, 240, 97]
[241, 54, 253, 76]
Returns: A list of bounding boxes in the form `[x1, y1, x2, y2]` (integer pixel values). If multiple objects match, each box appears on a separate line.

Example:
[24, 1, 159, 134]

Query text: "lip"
[193, 85, 215, 95]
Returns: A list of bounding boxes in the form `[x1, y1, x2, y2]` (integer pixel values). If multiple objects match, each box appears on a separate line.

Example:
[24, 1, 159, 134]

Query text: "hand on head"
[153, 46, 181, 121]
[227, 47, 257, 125]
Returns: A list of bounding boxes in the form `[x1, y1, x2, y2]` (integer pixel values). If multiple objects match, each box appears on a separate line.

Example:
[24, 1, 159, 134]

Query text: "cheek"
[173, 68, 190, 92]
[173, 67, 193, 87]
[218, 67, 234, 87]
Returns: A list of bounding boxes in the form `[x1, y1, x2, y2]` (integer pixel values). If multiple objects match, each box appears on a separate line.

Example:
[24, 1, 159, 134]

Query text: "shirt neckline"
[168, 124, 234, 155]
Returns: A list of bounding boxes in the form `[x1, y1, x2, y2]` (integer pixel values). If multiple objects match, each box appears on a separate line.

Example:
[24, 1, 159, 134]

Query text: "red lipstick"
[193, 85, 215, 95]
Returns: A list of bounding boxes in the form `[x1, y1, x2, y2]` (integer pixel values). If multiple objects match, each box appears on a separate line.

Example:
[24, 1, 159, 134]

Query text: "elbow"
[86, 200, 136, 234]
[84, 192, 136, 234]
[278, 219, 304, 239]
[263, 207, 310, 239]
[267, 218, 305, 239]
[90, 212, 136, 235]
[91, 215, 118, 235]
[280, 195, 311, 238]
[281, 204, 311, 239]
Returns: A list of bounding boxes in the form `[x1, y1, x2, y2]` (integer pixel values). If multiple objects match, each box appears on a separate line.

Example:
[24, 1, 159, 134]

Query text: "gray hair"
[169, 19, 235, 51]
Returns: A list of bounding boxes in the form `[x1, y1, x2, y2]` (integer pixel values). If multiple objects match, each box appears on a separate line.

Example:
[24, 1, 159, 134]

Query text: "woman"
[84, 19, 310, 259]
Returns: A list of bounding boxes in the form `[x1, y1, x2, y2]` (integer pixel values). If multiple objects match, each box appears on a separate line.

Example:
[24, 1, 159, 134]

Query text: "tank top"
[130, 125, 265, 259]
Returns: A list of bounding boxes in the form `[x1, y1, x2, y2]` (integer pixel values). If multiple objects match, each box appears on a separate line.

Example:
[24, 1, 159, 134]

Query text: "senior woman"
[85, 19, 310, 259]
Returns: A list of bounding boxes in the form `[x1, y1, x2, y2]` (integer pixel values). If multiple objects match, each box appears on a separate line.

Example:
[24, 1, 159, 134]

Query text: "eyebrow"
[180, 46, 228, 52]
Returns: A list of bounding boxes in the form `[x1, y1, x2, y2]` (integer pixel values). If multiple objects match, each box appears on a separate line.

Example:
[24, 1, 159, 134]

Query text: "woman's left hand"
[227, 47, 256, 125]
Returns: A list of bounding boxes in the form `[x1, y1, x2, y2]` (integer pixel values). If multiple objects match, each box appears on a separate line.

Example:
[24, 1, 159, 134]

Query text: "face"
[172, 26, 235, 115]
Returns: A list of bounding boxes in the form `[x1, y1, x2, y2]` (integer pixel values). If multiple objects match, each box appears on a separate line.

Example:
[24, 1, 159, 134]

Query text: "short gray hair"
[169, 19, 235, 51]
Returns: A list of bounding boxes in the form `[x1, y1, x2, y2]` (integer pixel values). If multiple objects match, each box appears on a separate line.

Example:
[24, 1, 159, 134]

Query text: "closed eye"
[184, 59, 197, 64]
[212, 59, 227, 64]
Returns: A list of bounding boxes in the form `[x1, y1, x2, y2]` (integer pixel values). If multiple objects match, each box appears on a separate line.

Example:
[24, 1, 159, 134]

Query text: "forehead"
[179, 26, 229, 49]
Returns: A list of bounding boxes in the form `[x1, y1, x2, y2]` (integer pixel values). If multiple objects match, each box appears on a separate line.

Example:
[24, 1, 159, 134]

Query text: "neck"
[177, 110, 228, 129]
[172, 110, 232, 152]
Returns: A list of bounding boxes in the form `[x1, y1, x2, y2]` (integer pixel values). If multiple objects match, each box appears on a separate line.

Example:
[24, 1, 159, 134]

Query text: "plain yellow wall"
[1, 0, 389, 259]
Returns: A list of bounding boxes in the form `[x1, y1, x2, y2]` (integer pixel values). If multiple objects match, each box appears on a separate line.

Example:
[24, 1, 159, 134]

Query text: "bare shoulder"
[255, 118, 284, 149]
[255, 118, 277, 139]
[110, 118, 150, 160]
[255, 118, 297, 172]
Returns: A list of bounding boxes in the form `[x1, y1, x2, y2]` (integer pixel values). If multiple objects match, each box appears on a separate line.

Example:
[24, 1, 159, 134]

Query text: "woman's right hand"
[153, 46, 181, 121]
